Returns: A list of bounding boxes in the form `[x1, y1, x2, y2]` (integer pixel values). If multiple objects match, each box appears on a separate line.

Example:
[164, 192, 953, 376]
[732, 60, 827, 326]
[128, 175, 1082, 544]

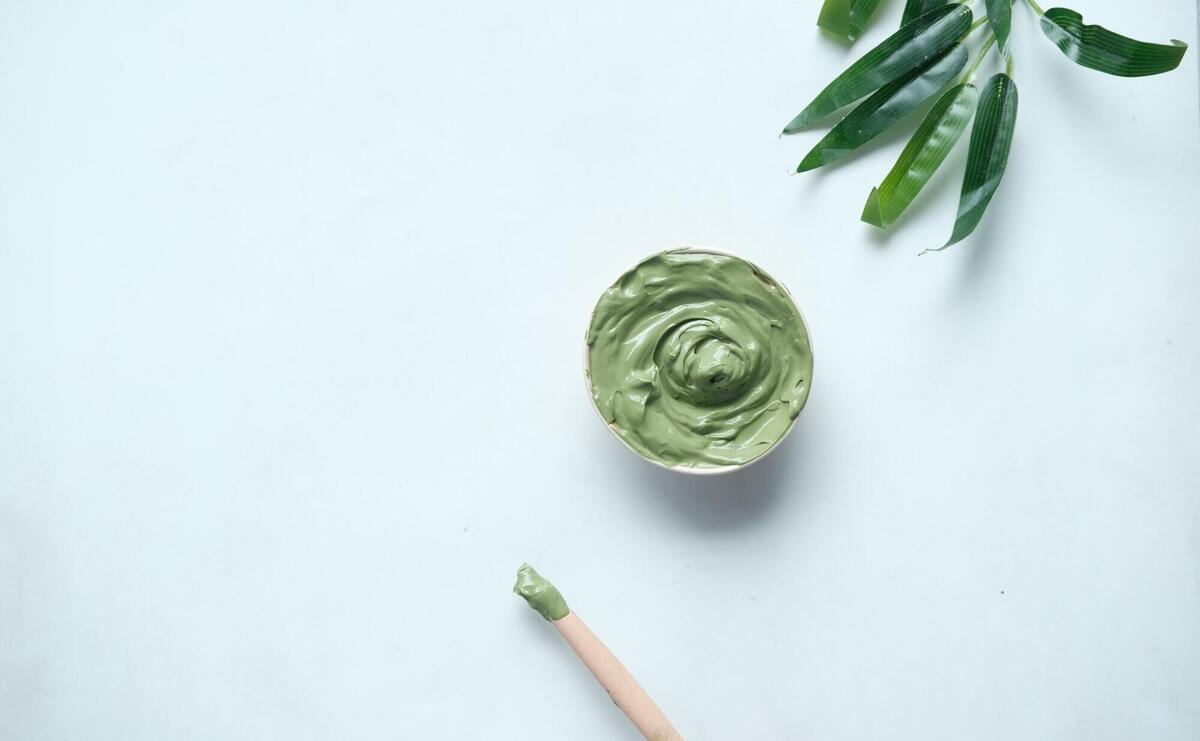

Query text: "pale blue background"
[2, 1, 1198, 739]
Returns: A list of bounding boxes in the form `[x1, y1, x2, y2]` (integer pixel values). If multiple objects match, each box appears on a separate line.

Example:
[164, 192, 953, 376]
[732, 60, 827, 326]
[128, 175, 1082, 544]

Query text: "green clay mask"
[513, 564, 569, 621]
[586, 249, 813, 470]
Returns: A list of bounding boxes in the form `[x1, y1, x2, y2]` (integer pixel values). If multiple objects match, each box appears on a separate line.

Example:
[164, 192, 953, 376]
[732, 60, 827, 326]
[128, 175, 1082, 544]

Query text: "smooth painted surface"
[0, 1, 1198, 740]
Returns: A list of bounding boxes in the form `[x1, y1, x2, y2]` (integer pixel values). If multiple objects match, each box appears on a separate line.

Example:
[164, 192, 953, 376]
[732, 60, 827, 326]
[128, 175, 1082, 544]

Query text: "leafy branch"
[798, 1, 1187, 250]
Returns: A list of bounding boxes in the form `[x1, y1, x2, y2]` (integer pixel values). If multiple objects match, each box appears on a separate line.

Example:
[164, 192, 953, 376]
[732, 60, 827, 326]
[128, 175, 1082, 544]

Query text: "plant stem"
[969, 16, 989, 34]
[1023, 0, 1046, 16]
[964, 35, 998, 82]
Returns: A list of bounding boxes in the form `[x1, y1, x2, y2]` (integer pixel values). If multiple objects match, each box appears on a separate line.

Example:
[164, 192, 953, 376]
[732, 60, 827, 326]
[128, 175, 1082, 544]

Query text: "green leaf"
[862, 82, 978, 228]
[984, 0, 1013, 53]
[798, 44, 969, 172]
[938, 73, 1018, 250]
[783, 4, 973, 133]
[902, 0, 947, 27]
[1039, 7, 1187, 77]
[818, 0, 886, 43]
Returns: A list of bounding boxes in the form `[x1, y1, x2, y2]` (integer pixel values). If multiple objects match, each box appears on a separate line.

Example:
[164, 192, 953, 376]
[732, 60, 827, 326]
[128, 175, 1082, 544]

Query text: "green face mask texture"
[513, 564, 569, 622]
[586, 250, 813, 469]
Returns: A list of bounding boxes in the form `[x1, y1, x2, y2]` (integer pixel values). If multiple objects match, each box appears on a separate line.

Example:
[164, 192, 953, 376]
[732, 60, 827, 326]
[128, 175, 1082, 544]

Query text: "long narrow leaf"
[939, 73, 1018, 250]
[798, 44, 968, 172]
[1039, 7, 1187, 77]
[783, 4, 973, 132]
[862, 82, 978, 228]
[818, 0, 886, 42]
[902, 0, 947, 27]
[984, 0, 1013, 53]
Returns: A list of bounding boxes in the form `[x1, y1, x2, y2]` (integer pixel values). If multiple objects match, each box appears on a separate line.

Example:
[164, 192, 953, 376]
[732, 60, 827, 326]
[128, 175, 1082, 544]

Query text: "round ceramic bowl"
[584, 247, 813, 476]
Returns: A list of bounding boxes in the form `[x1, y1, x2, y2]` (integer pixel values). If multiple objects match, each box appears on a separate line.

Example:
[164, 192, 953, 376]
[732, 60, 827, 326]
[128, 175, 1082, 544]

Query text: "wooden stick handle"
[552, 612, 683, 741]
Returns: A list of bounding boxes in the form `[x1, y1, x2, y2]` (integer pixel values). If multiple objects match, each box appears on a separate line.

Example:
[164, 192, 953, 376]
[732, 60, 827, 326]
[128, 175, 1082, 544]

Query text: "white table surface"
[2, 1, 1198, 739]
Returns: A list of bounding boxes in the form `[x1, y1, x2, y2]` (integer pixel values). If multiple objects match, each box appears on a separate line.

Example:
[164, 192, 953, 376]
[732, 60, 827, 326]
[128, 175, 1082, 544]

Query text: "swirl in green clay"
[586, 249, 813, 470]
